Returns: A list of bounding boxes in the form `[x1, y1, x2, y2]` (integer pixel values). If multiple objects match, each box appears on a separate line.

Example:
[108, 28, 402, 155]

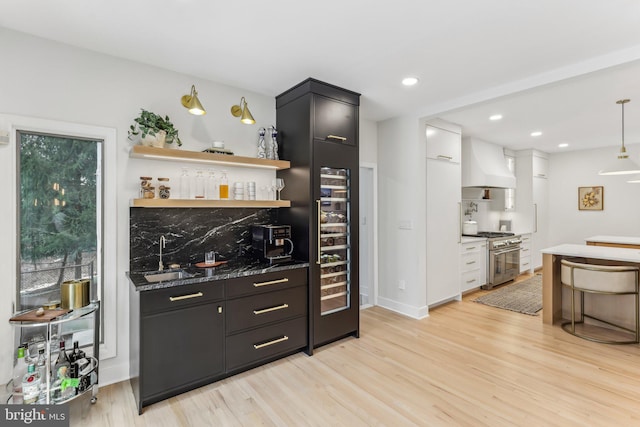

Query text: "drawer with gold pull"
[225, 267, 307, 298]
[226, 316, 306, 372]
[141, 280, 224, 314]
[226, 286, 306, 334]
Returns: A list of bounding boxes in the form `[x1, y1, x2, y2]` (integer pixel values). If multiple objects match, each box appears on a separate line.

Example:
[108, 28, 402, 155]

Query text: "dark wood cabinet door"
[313, 95, 357, 146]
[141, 302, 224, 400]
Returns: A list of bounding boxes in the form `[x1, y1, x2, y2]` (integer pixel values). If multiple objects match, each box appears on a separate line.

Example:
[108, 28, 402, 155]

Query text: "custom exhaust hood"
[462, 138, 516, 188]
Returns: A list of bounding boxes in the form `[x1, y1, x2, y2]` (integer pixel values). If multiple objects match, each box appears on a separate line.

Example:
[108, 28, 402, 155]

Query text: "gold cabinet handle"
[169, 292, 203, 302]
[466, 246, 477, 250]
[327, 135, 347, 141]
[253, 278, 289, 287]
[253, 303, 289, 315]
[316, 199, 322, 265]
[437, 155, 453, 161]
[254, 336, 288, 350]
[466, 261, 476, 265]
[466, 279, 476, 284]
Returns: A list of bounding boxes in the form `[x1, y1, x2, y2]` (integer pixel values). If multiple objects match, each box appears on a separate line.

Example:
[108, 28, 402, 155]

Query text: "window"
[4, 115, 117, 360]
[17, 132, 102, 311]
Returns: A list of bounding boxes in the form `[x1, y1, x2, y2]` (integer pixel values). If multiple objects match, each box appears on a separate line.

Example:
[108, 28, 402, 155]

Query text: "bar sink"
[143, 269, 193, 283]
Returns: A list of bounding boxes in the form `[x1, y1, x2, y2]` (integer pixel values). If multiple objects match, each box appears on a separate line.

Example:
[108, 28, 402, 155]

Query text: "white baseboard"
[376, 296, 429, 319]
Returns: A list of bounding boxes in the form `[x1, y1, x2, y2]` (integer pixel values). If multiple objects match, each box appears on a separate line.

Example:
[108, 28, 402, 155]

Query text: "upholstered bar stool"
[560, 259, 639, 344]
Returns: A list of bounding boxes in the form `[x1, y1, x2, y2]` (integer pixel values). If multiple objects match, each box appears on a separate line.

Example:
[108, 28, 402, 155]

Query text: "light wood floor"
[75, 278, 640, 427]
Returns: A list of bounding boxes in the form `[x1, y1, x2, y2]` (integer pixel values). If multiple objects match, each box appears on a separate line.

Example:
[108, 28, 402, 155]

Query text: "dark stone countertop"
[127, 258, 309, 292]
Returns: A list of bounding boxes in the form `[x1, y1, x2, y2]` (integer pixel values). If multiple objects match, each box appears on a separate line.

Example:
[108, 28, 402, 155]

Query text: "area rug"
[473, 274, 542, 315]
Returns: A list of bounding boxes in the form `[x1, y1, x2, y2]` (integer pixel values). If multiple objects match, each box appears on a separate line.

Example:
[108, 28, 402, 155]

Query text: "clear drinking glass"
[275, 178, 285, 200]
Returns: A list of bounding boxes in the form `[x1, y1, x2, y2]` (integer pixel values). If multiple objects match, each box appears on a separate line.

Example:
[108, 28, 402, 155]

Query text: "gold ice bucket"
[61, 279, 90, 309]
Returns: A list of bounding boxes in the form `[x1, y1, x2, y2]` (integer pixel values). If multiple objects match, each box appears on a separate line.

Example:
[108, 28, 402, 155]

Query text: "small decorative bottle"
[219, 171, 229, 200]
[269, 126, 279, 160]
[257, 127, 267, 158]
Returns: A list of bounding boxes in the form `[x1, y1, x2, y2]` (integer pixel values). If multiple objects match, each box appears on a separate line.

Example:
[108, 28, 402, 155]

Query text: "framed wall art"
[578, 186, 603, 211]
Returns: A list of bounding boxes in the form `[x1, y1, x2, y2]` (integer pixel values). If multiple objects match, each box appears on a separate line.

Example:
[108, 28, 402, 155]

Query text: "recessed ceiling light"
[489, 114, 503, 121]
[558, 143, 569, 148]
[531, 131, 542, 137]
[402, 77, 419, 86]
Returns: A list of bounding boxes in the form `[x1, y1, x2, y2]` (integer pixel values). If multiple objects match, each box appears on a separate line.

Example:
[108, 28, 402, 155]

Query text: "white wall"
[0, 28, 278, 386]
[547, 144, 640, 245]
[359, 119, 378, 164]
[376, 115, 428, 317]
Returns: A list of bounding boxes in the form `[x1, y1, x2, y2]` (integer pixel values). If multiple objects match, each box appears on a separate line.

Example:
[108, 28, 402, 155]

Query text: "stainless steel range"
[463, 231, 522, 290]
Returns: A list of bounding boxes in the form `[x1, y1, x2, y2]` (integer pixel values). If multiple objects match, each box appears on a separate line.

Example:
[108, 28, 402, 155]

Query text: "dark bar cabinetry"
[276, 78, 360, 351]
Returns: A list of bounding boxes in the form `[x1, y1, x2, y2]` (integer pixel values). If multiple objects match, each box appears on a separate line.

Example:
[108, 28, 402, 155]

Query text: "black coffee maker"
[252, 225, 294, 264]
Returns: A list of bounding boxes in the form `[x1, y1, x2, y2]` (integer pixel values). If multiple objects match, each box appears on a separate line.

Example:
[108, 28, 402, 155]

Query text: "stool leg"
[579, 290, 585, 323]
[571, 287, 576, 333]
[636, 286, 640, 343]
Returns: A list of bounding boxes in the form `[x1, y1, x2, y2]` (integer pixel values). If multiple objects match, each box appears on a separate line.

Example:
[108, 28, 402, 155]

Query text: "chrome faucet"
[158, 235, 166, 271]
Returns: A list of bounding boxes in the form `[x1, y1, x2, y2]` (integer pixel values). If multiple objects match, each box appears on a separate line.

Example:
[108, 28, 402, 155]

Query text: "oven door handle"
[493, 248, 520, 256]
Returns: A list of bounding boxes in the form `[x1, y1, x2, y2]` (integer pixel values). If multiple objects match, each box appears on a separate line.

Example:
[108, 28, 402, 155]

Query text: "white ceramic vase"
[141, 130, 167, 148]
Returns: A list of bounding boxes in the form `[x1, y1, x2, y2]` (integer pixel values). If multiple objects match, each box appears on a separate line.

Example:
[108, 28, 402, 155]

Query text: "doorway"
[359, 163, 377, 308]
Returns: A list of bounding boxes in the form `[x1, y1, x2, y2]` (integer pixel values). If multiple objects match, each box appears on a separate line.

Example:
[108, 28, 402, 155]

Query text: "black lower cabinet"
[130, 266, 308, 414]
[130, 280, 225, 414]
[141, 302, 224, 400]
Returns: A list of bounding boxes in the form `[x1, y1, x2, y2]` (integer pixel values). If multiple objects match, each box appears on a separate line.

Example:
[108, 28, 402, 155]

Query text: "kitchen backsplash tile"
[129, 207, 277, 271]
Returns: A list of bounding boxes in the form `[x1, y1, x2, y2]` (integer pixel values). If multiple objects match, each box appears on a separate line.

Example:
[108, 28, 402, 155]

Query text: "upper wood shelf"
[131, 199, 291, 208]
[129, 145, 290, 170]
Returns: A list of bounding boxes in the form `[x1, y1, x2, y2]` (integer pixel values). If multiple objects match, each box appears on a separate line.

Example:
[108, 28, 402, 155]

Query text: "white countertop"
[541, 244, 640, 263]
[585, 235, 640, 245]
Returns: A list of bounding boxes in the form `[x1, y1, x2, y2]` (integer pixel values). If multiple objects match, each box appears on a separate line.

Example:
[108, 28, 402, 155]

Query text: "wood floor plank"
[74, 284, 640, 427]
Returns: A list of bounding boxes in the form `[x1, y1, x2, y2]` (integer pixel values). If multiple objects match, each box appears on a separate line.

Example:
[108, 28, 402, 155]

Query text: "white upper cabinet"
[532, 155, 548, 179]
[426, 124, 461, 163]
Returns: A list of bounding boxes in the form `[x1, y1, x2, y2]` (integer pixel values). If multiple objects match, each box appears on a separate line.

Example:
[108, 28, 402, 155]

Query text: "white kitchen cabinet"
[532, 155, 548, 179]
[519, 233, 532, 273]
[426, 123, 461, 306]
[425, 124, 461, 163]
[515, 150, 548, 271]
[460, 240, 486, 292]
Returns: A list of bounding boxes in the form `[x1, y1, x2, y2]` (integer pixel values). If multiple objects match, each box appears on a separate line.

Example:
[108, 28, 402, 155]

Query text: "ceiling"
[3, 0, 640, 153]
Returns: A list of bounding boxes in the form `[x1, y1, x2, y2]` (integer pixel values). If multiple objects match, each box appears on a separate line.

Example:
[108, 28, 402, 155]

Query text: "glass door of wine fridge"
[318, 167, 351, 315]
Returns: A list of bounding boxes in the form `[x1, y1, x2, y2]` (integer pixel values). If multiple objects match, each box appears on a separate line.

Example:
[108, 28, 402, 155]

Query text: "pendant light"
[230, 97, 255, 124]
[598, 99, 640, 175]
[181, 85, 206, 115]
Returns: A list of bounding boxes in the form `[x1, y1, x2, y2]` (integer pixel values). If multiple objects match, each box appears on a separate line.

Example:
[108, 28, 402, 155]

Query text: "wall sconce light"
[230, 97, 255, 124]
[181, 85, 206, 115]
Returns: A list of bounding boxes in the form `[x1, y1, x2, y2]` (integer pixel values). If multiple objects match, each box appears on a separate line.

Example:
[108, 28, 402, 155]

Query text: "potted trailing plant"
[128, 109, 182, 147]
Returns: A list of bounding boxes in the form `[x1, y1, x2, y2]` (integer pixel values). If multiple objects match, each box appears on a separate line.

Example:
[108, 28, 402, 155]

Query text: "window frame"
[5, 114, 117, 360]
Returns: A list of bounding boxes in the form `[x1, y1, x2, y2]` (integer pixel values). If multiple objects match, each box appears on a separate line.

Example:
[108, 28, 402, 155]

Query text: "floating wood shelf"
[131, 199, 291, 208]
[129, 145, 290, 170]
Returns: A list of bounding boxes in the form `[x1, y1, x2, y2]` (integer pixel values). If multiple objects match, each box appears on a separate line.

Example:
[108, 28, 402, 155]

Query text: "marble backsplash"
[129, 208, 278, 271]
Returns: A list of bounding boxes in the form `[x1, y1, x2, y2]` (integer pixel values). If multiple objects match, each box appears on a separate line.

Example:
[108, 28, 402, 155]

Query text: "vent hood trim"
[462, 138, 516, 189]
